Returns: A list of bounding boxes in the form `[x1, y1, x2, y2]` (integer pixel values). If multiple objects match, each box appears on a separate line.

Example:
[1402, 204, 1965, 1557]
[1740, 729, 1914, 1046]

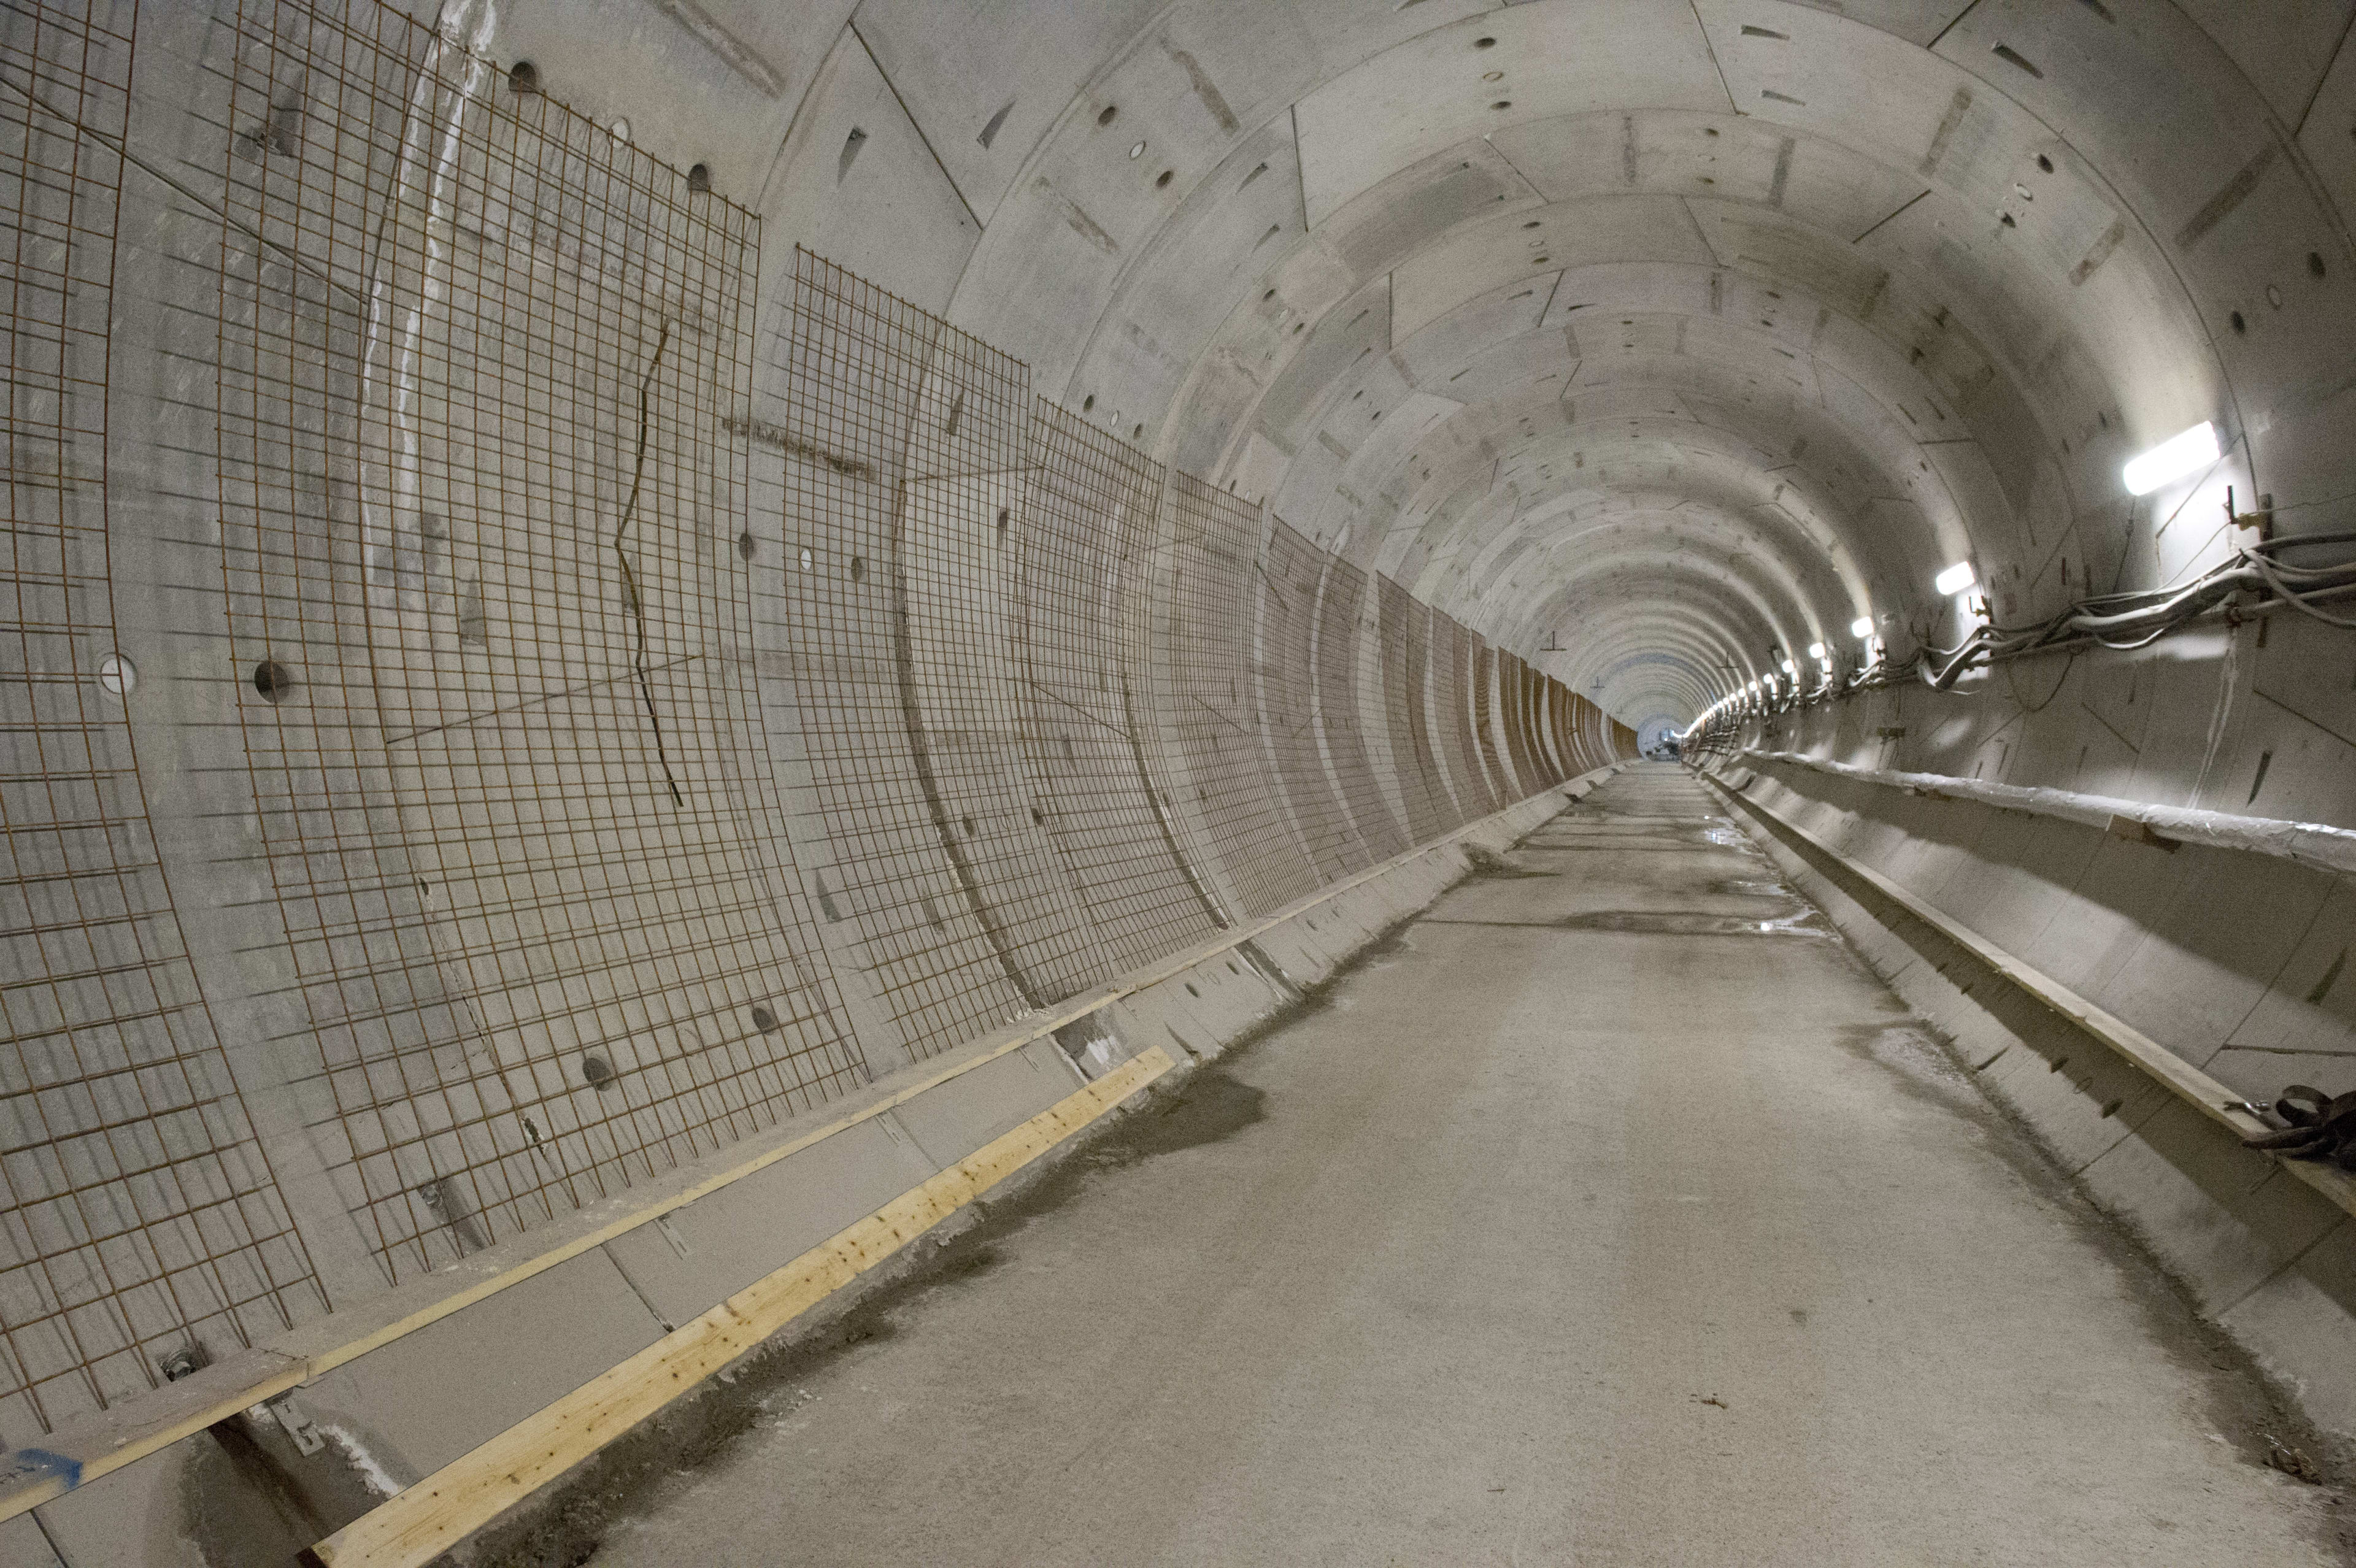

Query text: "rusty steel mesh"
[0, 0, 329, 1439]
[0, 0, 1612, 1434]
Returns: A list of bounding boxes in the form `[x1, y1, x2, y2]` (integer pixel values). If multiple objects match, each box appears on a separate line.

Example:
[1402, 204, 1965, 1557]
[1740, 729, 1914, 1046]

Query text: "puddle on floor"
[1428, 909, 1830, 937]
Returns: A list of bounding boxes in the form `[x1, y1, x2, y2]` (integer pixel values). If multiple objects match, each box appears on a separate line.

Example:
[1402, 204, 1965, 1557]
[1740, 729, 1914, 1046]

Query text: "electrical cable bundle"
[1867, 528, 2356, 694]
[1678, 529, 2356, 750]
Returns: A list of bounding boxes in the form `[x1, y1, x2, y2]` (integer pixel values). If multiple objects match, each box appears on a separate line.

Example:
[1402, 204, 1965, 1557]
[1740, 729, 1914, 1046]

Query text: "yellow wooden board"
[301, 1045, 1174, 1568]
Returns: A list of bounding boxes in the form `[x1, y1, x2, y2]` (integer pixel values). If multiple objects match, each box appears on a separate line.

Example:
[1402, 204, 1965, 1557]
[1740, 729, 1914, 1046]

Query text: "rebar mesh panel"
[1017, 399, 1220, 975]
[1497, 653, 1538, 794]
[1433, 613, 1499, 818]
[1531, 670, 1563, 785]
[1538, 678, 1571, 783]
[214, 0, 863, 1285]
[768, 251, 1106, 1056]
[1373, 576, 1451, 842]
[1155, 472, 1319, 918]
[1406, 588, 1468, 829]
[1312, 556, 1406, 859]
[1259, 521, 1366, 881]
[0, 0, 327, 1439]
[1471, 644, 1513, 804]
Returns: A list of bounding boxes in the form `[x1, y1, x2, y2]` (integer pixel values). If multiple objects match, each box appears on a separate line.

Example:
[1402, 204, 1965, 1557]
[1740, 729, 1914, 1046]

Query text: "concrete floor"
[568, 767, 2347, 1566]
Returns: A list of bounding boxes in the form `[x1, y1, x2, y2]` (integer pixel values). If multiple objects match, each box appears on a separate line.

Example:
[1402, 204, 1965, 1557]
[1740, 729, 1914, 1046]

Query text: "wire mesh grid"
[1311, 553, 1407, 861]
[1018, 399, 1223, 975]
[1153, 471, 1321, 920]
[765, 250, 1109, 1058]
[4, 0, 1612, 1434]
[0, 0, 330, 1439]
[1469, 642, 1509, 804]
[1373, 574, 1452, 842]
[1258, 521, 1368, 882]
[1496, 652, 1539, 792]
[1529, 663, 1564, 784]
[212, 0, 865, 1286]
[1433, 612, 1499, 819]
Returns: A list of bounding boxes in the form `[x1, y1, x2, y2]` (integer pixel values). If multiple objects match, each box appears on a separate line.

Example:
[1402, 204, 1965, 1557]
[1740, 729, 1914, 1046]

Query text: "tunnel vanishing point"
[8, 0, 2356, 1562]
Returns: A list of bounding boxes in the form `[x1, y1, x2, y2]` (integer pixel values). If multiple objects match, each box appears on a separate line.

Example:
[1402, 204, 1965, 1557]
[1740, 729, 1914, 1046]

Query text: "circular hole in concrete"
[1482, 70, 1503, 82]
[750, 1004, 779, 1033]
[1490, 99, 1512, 110]
[1263, 288, 1277, 302]
[850, 555, 866, 581]
[610, 118, 631, 144]
[687, 163, 711, 193]
[736, 530, 756, 560]
[580, 1053, 616, 1089]
[2310, 252, 2328, 277]
[1129, 140, 1146, 159]
[508, 61, 539, 95]
[99, 653, 134, 697]
[1098, 104, 1118, 126]
[2036, 153, 2053, 172]
[1523, 220, 1541, 228]
[1083, 394, 1096, 411]
[961, 814, 977, 836]
[252, 659, 293, 704]
[2231, 310, 2247, 334]
[1156, 168, 1173, 188]
[1185, 983, 1200, 997]
[1474, 35, 1496, 47]
[1133, 423, 1144, 437]
[996, 507, 1009, 532]
[2268, 285, 2284, 309]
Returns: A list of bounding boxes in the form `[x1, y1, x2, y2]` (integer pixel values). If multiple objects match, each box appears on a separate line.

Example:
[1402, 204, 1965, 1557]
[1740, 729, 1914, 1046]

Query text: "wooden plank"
[298, 1045, 1176, 1568]
[1708, 775, 2356, 1218]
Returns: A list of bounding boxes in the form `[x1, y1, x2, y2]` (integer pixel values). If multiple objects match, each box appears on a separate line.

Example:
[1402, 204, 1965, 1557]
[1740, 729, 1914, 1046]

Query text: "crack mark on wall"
[615, 321, 687, 807]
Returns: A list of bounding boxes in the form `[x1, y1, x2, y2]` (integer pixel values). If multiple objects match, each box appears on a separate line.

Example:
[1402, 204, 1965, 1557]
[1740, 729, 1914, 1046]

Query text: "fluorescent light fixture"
[1934, 561, 1976, 597]
[1806, 642, 1825, 659]
[2122, 420, 2219, 496]
[1851, 617, 1873, 639]
[1780, 659, 1796, 674]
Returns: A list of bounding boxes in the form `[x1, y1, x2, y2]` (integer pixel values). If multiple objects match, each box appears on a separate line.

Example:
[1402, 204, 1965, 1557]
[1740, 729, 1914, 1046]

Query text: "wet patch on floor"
[1462, 844, 1558, 879]
[1086, 1068, 1268, 1166]
[1426, 909, 1831, 937]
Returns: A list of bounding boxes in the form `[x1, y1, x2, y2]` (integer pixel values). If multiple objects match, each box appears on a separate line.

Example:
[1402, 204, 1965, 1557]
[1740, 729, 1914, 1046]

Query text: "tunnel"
[6, 0, 2356, 1561]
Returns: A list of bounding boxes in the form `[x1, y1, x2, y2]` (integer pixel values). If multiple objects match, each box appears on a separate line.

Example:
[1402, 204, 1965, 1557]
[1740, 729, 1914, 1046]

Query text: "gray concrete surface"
[553, 767, 2350, 1567]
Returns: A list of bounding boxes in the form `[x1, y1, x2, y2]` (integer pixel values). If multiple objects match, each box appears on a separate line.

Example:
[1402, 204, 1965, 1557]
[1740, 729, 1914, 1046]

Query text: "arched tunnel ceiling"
[491, 0, 2356, 726]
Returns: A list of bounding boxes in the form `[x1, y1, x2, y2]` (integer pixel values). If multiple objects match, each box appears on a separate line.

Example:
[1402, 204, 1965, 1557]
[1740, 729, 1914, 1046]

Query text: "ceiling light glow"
[1934, 561, 1976, 596]
[2122, 420, 2219, 496]
[1850, 616, 1873, 639]
[1806, 642, 1825, 659]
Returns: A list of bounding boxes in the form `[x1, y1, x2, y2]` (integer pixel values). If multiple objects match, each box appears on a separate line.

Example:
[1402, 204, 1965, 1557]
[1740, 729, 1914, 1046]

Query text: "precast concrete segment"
[563, 766, 2344, 1568]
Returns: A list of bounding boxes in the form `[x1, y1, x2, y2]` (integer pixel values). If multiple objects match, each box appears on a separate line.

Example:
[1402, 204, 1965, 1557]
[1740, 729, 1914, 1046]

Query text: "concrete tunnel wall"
[11, 0, 2356, 1558]
[1, 1, 1636, 1559]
